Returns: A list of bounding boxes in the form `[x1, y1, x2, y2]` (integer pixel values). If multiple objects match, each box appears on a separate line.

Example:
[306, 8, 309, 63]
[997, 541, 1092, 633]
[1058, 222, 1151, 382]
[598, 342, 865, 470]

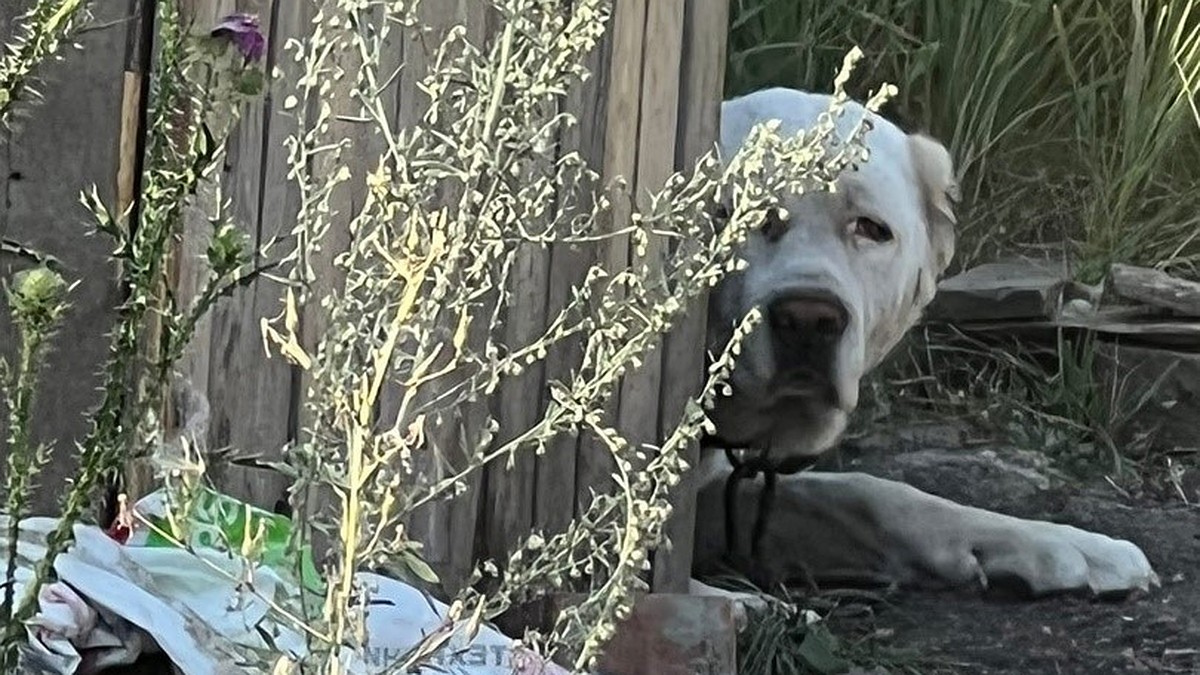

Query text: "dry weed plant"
[0, 0, 897, 671]
[238, 1, 892, 671]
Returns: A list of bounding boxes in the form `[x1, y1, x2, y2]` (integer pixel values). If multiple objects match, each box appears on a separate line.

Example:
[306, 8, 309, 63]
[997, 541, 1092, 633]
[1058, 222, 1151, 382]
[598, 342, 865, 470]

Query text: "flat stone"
[1094, 342, 1200, 454]
[926, 259, 1077, 323]
[955, 311, 1200, 350]
[1109, 263, 1200, 317]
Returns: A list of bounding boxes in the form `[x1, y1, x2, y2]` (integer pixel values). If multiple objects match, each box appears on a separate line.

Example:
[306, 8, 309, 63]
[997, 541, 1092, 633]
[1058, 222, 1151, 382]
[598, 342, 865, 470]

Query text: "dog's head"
[708, 88, 959, 460]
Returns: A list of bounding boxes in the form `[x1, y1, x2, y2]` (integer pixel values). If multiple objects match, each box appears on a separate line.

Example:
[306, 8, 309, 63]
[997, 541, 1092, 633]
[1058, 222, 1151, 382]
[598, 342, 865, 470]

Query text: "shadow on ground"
[814, 425, 1200, 675]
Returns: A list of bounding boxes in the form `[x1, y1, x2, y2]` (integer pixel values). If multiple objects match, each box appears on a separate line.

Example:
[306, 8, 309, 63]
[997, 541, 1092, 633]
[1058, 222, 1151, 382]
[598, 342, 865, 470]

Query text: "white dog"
[689, 88, 1157, 601]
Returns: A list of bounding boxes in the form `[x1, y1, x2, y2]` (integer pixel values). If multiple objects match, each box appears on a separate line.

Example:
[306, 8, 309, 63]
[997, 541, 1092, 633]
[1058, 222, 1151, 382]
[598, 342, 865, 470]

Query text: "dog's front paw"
[972, 521, 1158, 597]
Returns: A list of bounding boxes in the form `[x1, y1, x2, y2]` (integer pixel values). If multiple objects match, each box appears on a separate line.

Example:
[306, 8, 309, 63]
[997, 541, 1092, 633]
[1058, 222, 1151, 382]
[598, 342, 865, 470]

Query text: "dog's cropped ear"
[907, 133, 959, 275]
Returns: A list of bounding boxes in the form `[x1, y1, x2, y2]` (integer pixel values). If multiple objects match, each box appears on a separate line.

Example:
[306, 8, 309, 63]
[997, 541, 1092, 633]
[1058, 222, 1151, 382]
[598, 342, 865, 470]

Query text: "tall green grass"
[1063, 0, 1200, 281]
[727, 0, 1200, 279]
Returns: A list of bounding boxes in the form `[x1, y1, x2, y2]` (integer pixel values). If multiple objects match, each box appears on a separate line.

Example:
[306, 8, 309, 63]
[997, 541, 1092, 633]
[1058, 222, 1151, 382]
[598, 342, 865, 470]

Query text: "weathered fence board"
[575, 0, 648, 525]
[534, 26, 614, 546]
[0, 2, 128, 515]
[651, 0, 729, 593]
[8, 0, 731, 598]
[620, 0, 684, 461]
[170, 0, 237, 451]
[205, 0, 306, 511]
[488, 1, 554, 576]
[373, 0, 504, 591]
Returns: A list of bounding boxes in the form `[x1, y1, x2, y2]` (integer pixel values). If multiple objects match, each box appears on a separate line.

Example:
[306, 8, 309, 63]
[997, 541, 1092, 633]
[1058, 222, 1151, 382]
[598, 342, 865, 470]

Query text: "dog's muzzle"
[767, 290, 848, 400]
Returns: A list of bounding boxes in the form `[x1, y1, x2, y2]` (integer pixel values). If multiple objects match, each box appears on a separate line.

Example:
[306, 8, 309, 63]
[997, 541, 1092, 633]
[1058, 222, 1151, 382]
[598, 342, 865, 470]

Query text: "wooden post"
[652, 0, 730, 592]
[438, 0, 728, 596]
[380, 0, 502, 593]
[116, 0, 154, 224]
[570, 0, 730, 594]
[575, 0, 648, 522]
[205, 0, 304, 512]
[115, 0, 158, 505]
[534, 10, 614, 558]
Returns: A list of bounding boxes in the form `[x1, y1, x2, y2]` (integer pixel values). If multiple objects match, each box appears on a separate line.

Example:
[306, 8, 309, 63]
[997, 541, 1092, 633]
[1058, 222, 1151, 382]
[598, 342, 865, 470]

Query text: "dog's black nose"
[768, 292, 848, 388]
[768, 293, 848, 349]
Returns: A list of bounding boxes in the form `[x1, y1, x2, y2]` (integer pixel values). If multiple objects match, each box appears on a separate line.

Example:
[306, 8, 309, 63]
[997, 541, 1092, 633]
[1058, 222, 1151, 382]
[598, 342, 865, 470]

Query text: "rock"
[924, 262, 1200, 350]
[926, 259, 1076, 322]
[844, 421, 971, 453]
[1094, 342, 1200, 454]
[1109, 263, 1200, 317]
[1060, 297, 1096, 320]
[548, 593, 738, 675]
[832, 427, 1062, 515]
[952, 305, 1200, 350]
[1054, 311, 1200, 349]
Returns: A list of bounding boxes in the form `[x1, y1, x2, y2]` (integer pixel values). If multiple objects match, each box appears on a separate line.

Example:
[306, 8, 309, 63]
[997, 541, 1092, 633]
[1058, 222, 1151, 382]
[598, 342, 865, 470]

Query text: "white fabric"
[4, 501, 572, 675]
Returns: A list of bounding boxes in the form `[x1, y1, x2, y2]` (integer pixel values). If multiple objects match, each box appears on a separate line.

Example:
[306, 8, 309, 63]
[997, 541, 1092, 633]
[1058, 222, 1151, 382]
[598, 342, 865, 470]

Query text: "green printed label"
[141, 486, 325, 593]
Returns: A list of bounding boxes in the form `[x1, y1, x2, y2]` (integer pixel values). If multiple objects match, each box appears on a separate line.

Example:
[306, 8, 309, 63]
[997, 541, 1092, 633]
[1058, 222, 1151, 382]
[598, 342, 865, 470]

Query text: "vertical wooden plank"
[294, 26, 366, 393]
[485, 6, 556, 565]
[292, 1, 431, 561]
[443, 2, 505, 591]
[533, 30, 614, 540]
[173, 179, 217, 425]
[412, 3, 469, 583]
[0, 2, 129, 514]
[440, 302, 495, 593]
[373, 2, 506, 592]
[168, 0, 237, 458]
[617, 0, 685, 477]
[376, 0, 471, 588]
[123, 0, 178, 504]
[205, 0, 304, 511]
[575, 0, 649, 520]
[651, 0, 728, 592]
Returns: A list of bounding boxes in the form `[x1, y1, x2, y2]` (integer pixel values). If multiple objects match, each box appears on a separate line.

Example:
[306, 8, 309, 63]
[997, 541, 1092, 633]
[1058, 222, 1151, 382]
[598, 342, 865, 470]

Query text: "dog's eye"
[762, 209, 789, 242]
[712, 202, 731, 223]
[854, 217, 893, 243]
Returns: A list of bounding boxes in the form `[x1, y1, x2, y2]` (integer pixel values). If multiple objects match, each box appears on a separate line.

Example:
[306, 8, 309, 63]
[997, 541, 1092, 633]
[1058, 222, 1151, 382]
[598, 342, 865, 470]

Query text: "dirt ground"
[814, 426, 1200, 675]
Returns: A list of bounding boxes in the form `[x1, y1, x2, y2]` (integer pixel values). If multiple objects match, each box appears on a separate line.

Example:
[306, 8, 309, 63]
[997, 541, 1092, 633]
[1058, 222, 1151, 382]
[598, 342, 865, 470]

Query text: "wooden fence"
[0, 0, 729, 595]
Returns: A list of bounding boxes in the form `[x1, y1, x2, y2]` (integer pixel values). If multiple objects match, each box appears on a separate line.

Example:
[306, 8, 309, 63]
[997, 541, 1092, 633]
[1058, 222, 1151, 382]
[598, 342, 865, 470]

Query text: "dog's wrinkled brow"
[832, 177, 875, 220]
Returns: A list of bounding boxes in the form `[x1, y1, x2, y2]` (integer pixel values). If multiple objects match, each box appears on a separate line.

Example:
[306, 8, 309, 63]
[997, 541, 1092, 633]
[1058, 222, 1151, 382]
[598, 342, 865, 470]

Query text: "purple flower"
[211, 13, 266, 63]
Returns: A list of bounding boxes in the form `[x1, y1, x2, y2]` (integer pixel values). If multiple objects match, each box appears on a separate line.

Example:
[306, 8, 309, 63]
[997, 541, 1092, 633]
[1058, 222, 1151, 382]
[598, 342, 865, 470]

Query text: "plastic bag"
[7, 489, 573, 675]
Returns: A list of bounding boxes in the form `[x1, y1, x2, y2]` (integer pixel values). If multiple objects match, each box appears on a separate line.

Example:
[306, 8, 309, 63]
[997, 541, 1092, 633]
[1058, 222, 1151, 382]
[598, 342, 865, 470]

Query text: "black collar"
[701, 359, 820, 571]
